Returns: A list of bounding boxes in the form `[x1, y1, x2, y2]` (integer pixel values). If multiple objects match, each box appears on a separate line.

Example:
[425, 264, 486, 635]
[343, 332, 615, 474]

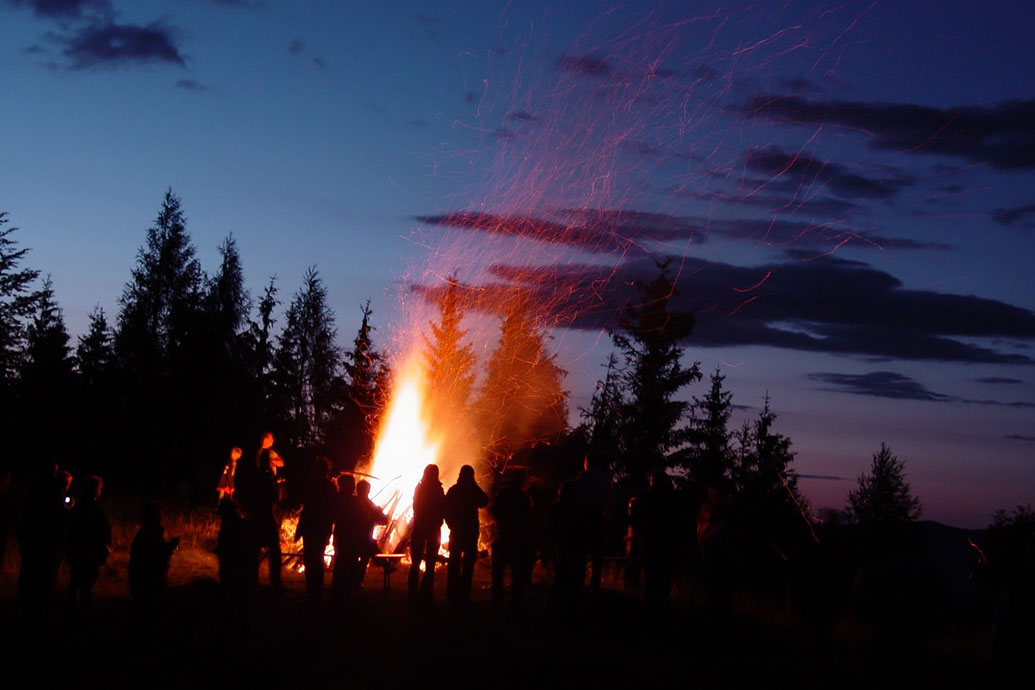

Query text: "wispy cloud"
[61, 21, 185, 69]
[175, 78, 206, 91]
[5, 0, 110, 19]
[411, 249, 1035, 364]
[745, 94, 1035, 170]
[991, 204, 1035, 228]
[744, 145, 915, 200]
[808, 371, 1035, 406]
[558, 54, 610, 77]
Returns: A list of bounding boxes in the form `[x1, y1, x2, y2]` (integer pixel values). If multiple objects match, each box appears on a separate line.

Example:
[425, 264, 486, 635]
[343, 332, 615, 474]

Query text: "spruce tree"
[476, 295, 568, 470]
[336, 300, 391, 468]
[271, 267, 341, 448]
[732, 395, 809, 542]
[847, 443, 922, 524]
[0, 212, 41, 390]
[423, 275, 476, 446]
[116, 189, 204, 379]
[611, 261, 700, 491]
[75, 306, 115, 389]
[581, 351, 624, 471]
[687, 367, 735, 495]
[19, 276, 75, 466]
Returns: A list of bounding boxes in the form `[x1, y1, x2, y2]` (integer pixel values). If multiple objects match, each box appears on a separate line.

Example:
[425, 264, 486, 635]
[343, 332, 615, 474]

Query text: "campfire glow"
[364, 352, 454, 556]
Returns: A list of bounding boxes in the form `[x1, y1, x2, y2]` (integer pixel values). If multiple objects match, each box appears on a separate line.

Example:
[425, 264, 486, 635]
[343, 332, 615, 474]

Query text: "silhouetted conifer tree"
[423, 275, 476, 461]
[75, 306, 115, 389]
[731, 395, 809, 543]
[271, 267, 341, 449]
[0, 213, 41, 391]
[116, 189, 204, 378]
[611, 261, 700, 492]
[476, 296, 568, 470]
[581, 351, 625, 471]
[423, 276, 475, 416]
[687, 367, 735, 497]
[846, 443, 922, 524]
[334, 300, 391, 469]
[115, 190, 205, 487]
[18, 276, 75, 463]
[21, 276, 73, 388]
[205, 235, 250, 351]
[243, 276, 279, 419]
[74, 306, 118, 476]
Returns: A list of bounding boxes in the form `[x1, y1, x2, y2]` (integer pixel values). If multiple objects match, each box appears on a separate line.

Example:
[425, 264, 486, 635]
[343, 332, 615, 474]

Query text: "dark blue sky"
[2, 0, 1033, 527]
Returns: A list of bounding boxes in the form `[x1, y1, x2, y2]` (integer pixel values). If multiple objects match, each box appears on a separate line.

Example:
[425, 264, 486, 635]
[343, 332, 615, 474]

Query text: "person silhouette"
[129, 501, 179, 614]
[547, 479, 584, 610]
[353, 479, 389, 589]
[16, 463, 69, 607]
[294, 457, 337, 606]
[637, 470, 678, 609]
[409, 464, 446, 603]
[215, 497, 260, 642]
[236, 431, 283, 592]
[65, 475, 112, 612]
[490, 467, 532, 611]
[445, 464, 488, 606]
[575, 454, 615, 597]
[216, 447, 242, 502]
[331, 474, 361, 603]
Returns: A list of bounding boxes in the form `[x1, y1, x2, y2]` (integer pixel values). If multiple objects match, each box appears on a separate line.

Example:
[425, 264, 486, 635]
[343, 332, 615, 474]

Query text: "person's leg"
[461, 544, 478, 603]
[267, 524, 282, 590]
[447, 549, 461, 604]
[420, 536, 440, 600]
[408, 536, 422, 600]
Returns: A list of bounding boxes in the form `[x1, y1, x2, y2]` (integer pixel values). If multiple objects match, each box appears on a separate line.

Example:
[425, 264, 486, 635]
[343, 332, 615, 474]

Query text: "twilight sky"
[2, 0, 1033, 528]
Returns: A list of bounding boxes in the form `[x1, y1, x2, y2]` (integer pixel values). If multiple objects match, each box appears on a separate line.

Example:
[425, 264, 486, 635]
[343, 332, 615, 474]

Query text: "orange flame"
[363, 352, 455, 554]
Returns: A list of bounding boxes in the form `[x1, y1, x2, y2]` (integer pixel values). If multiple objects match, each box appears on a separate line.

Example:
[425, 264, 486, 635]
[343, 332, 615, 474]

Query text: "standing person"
[445, 464, 489, 607]
[17, 464, 71, 606]
[331, 474, 361, 603]
[128, 501, 179, 614]
[409, 464, 446, 603]
[294, 457, 337, 606]
[490, 467, 532, 611]
[637, 470, 679, 609]
[575, 454, 615, 596]
[0, 467, 17, 580]
[216, 447, 242, 502]
[353, 479, 389, 589]
[215, 497, 260, 642]
[65, 475, 112, 612]
[236, 431, 284, 593]
[547, 480, 584, 610]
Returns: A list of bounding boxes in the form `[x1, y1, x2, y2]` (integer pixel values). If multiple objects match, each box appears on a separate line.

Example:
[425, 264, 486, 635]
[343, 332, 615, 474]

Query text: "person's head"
[458, 464, 475, 484]
[218, 497, 237, 521]
[356, 479, 371, 498]
[649, 470, 671, 491]
[503, 466, 526, 489]
[422, 464, 439, 483]
[337, 473, 356, 496]
[230, 447, 242, 462]
[313, 456, 332, 481]
[260, 432, 274, 450]
[80, 475, 103, 502]
[139, 501, 162, 528]
[558, 479, 577, 505]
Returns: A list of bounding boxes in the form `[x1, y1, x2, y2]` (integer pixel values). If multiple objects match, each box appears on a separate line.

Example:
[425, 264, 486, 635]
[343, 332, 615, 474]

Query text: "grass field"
[0, 503, 998, 689]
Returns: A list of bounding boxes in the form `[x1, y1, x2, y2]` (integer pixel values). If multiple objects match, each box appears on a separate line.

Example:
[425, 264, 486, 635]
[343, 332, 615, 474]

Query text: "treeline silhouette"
[1, 192, 1032, 668]
[1, 191, 395, 500]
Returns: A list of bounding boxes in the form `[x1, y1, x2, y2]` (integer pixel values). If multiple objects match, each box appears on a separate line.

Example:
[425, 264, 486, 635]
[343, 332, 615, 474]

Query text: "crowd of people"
[4, 431, 692, 634]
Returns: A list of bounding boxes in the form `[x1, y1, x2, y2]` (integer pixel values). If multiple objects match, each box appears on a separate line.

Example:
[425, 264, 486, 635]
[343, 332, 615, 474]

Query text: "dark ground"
[0, 551, 996, 690]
